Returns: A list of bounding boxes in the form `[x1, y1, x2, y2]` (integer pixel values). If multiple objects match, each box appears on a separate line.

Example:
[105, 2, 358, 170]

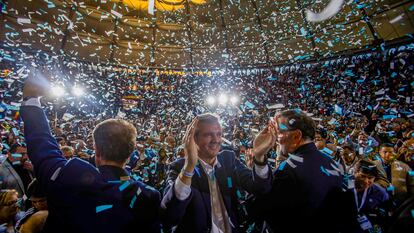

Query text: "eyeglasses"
[2, 198, 22, 207]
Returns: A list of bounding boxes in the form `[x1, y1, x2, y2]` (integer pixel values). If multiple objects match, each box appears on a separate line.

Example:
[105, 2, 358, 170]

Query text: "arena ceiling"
[0, 0, 413, 69]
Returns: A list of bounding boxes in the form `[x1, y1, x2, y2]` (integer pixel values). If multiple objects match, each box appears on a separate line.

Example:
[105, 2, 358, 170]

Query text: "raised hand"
[183, 117, 199, 170]
[252, 120, 277, 162]
[179, 117, 199, 185]
[23, 70, 51, 99]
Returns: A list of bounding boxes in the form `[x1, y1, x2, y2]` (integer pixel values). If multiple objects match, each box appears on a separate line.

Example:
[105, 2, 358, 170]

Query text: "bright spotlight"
[207, 96, 215, 105]
[72, 86, 84, 96]
[52, 86, 65, 97]
[230, 96, 238, 104]
[218, 94, 228, 105]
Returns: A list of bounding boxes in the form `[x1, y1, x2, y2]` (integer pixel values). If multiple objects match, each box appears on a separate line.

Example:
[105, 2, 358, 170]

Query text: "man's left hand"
[252, 120, 277, 162]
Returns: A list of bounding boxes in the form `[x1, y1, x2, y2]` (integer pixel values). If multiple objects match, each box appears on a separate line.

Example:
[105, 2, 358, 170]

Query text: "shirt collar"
[98, 165, 130, 182]
[199, 157, 219, 176]
[292, 142, 317, 155]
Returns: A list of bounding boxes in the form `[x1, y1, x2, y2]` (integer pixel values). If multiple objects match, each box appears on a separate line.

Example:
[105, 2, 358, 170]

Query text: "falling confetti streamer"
[306, 0, 344, 22]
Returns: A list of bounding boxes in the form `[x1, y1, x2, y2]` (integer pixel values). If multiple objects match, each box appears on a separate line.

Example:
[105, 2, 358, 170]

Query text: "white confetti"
[389, 14, 404, 24]
[111, 9, 122, 18]
[306, 0, 344, 22]
[148, 0, 155, 15]
[17, 18, 31, 24]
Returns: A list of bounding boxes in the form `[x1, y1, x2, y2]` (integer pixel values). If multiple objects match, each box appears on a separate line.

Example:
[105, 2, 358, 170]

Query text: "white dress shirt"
[174, 158, 269, 233]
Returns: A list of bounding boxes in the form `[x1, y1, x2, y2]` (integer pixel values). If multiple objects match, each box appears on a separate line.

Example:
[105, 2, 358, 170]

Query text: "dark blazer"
[252, 143, 344, 233]
[161, 150, 272, 233]
[340, 183, 389, 233]
[21, 105, 161, 233]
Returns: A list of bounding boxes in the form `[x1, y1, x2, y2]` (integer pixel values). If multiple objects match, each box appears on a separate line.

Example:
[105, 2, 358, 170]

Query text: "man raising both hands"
[161, 113, 274, 233]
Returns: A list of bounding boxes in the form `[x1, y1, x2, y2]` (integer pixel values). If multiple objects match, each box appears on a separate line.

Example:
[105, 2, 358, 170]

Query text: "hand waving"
[252, 120, 277, 162]
[183, 117, 199, 170]
[23, 70, 51, 99]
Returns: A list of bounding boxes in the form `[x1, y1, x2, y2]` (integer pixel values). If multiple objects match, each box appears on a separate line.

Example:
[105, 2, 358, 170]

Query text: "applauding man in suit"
[161, 113, 274, 233]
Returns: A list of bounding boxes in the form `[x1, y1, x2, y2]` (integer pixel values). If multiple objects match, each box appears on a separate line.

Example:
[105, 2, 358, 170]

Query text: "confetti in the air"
[306, 0, 344, 22]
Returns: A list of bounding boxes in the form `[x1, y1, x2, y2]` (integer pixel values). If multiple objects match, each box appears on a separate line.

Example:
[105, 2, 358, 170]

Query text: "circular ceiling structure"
[0, 0, 413, 69]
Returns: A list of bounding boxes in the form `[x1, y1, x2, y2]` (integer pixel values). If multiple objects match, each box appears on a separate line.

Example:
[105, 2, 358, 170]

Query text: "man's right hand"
[23, 71, 50, 99]
[179, 117, 199, 185]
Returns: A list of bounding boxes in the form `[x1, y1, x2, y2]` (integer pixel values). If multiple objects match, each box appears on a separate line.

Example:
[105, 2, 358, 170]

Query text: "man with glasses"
[15, 179, 48, 232]
[0, 189, 23, 232]
[251, 109, 344, 233]
[0, 144, 32, 198]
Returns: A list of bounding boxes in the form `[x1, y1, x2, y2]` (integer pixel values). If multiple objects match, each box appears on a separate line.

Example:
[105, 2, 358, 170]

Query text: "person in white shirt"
[161, 113, 274, 233]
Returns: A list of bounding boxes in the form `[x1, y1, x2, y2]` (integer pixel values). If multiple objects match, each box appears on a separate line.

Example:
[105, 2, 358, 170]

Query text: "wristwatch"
[253, 156, 268, 166]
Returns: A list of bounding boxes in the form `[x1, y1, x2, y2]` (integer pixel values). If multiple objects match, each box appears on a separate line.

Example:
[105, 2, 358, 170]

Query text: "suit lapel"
[193, 162, 212, 218]
[214, 156, 232, 216]
[215, 157, 228, 194]
[5, 160, 25, 195]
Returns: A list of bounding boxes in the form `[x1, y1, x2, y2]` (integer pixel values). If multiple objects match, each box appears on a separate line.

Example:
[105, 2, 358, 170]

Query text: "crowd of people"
[0, 44, 413, 233]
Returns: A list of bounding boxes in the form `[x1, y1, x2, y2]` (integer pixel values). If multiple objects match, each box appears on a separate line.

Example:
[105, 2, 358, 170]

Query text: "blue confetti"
[320, 150, 334, 159]
[227, 177, 233, 188]
[11, 153, 22, 158]
[278, 161, 287, 171]
[382, 115, 397, 120]
[408, 171, 414, 177]
[107, 180, 122, 184]
[279, 123, 288, 130]
[321, 147, 334, 156]
[194, 167, 201, 177]
[244, 101, 255, 109]
[247, 223, 256, 233]
[96, 205, 113, 213]
[131, 174, 142, 181]
[334, 104, 343, 115]
[320, 166, 331, 176]
[129, 195, 137, 208]
[300, 27, 306, 37]
[118, 180, 130, 191]
[387, 185, 395, 192]
[236, 190, 242, 199]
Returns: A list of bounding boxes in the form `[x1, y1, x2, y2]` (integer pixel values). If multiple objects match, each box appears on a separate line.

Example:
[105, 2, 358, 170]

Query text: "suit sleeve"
[373, 160, 390, 189]
[232, 153, 272, 195]
[160, 160, 193, 228]
[21, 106, 66, 190]
[249, 166, 299, 219]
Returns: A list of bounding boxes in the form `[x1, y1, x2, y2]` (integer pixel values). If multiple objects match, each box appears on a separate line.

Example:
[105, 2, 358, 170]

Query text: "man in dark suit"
[161, 113, 274, 233]
[20, 76, 161, 233]
[252, 109, 344, 233]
